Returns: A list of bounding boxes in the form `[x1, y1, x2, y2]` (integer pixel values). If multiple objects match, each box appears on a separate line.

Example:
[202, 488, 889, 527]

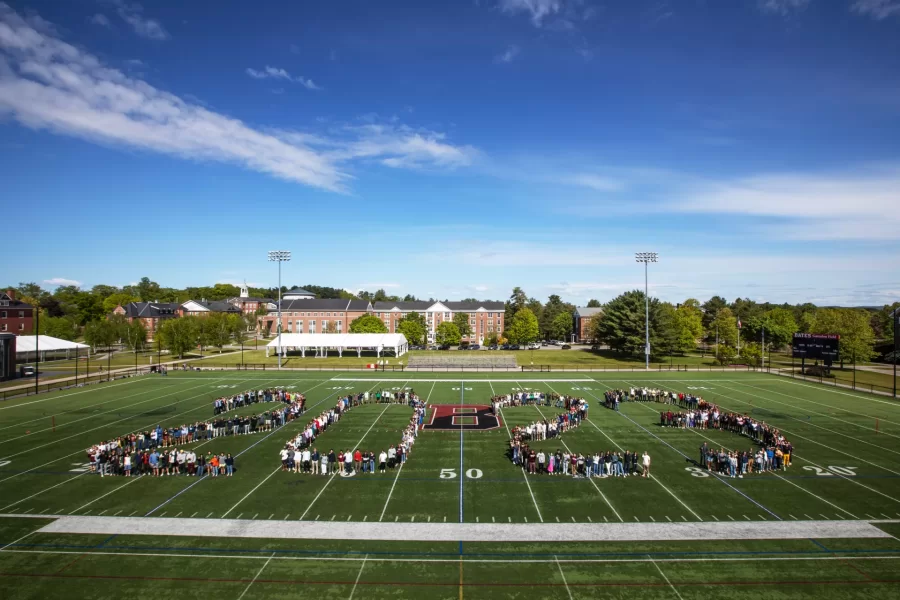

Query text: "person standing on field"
[642, 451, 651, 478]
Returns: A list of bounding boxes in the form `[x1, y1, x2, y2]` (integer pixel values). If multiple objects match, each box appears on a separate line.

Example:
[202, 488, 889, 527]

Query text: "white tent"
[265, 333, 408, 358]
[15, 335, 90, 360]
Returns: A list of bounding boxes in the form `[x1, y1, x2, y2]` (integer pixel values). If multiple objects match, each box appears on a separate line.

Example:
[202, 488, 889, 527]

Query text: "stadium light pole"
[635, 252, 658, 370]
[268, 250, 291, 370]
[893, 306, 898, 399]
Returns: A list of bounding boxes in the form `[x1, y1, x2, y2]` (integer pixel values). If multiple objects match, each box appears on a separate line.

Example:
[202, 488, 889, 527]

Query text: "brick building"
[574, 306, 603, 343]
[112, 302, 180, 341]
[227, 284, 273, 316]
[261, 298, 372, 336]
[0, 332, 15, 381]
[0, 290, 33, 334]
[372, 300, 505, 344]
[180, 299, 242, 316]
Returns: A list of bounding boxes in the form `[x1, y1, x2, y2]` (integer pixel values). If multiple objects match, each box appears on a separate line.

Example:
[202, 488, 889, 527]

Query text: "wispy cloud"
[245, 66, 321, 90]
[671, 164, 900, 240]
[43, 277, 82, 287]
[355, 283, 401, 290]
[89, 13, 111, 28]
[499, 0, 562, 26]
[0, 5, 476, 192]
[757, 0, 811, 15]
[107, 0, 168, 40]
[494, 44, 520, 64]
[851, 0, 900, 20]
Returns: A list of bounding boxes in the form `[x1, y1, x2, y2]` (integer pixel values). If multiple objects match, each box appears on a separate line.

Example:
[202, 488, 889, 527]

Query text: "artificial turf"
[1, 370, 899, 598]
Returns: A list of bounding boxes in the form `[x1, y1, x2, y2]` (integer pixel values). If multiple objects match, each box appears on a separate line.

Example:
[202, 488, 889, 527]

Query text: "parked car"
[488, 344, 499, 350]
[509, 344, 521, 350]
[500, 344, 511, 350]
[457, 344, 470, 350]
[439, 344, 451, 350]
[561, 344, 572, 350]
[427, 345, 439, 351]
[469, 344, 481, 350]
[527, 342, 540, 350]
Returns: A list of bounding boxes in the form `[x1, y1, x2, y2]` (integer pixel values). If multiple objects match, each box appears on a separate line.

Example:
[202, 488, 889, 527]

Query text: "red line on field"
[1, 572, 899, 588]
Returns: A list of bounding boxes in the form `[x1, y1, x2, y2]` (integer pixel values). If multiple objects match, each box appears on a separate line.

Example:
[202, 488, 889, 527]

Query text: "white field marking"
[712, 515, 719, 521]
[650, 516, 656, 522]
[739, 381, 900, 429]
[377, 379, 417, 521]
[331, 378, 594, 383]
[682, 516, 688, 522]
[790, 514, 797, 520]
[728, 515, 735, 521]
[494, 400, 543, 521]
[805, 514, 814, 520]
[0, 376, 246, 484]
[70, 475, 144, 514]
[743, 515, 751, 521]
[476, 517, 480, 523]
[0, 378, 223, 452]
[0, 377, 145, 411]
[526, 385, 623, 522]
[555, 555, 574, 600]
[39, 508, 49, 515]
[0, 381, 184, 432]
[648, 555, 684, 600]
[253, 514, 259, 520]
[298, 401, 394, 521]
[269, 514, 274, 520]
[191, 512, 198, 518]
[129, 510, 136, 516]
[492, 516, 495, 523]
[97, 510, 107, 516]
[596, 379, 783, 520]
[820, 514, 829, 520]
[692, 394, 900, 476]
[364, 515, 368, 522]
[142, 377, 333, 517]
[5, 548, 900, 565]
[638, 379, 883, 513]
[284, 514, 289, 520]
[236, 551, 275, 600]
[158, 512, 166, 517]
[771, 377, 900, 409]
[666, 516, 672, 522]
[175, 512, 182, 518]
[113, 510, 122, 516]
[0, 472, 89, 512]
[0, 529, 39, 552]
[545, 380, 702, 521]
[587, 516, 592, 523]
[715, 382, 900, 452]
[235, 513, 243, 520]
[1, 384, 192, 443]
[637, 400, 862, 518]
[348, 553, 369, 600]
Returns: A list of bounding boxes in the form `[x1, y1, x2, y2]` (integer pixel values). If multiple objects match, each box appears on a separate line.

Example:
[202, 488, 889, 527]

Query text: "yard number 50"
[440, 468, 483, 479]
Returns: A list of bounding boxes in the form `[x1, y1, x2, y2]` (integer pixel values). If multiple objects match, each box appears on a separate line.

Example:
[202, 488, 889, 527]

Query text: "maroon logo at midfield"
[423, 404, 501, 431]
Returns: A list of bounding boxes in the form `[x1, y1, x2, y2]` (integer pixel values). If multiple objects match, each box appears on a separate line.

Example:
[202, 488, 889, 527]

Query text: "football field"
[1, 370, 899, 599]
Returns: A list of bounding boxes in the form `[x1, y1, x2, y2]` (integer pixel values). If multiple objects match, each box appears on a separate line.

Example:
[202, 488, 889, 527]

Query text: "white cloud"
[43, 277, 81, 287]
[757, 0, 810, 15]
[559, 173, 625, 192]
[89, 14, 111, 28]
[671, 165, 900, 240]
[494, 45, 520, 64]
[107, 0, 168, 40]
[851, 0, 900, 19]
[471, 285, 490, 292]
[499, 0, 563, 26]
[0, 5, 476, 192]
[245, 66, 321, 90]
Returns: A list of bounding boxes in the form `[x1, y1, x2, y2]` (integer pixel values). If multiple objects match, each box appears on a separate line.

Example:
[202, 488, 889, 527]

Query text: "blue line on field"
[95, 534, 117, 548]
[577, 385, 783, 521]
[459, 540, 463, 556]
[459, 380, 464, 524]
[6, 542, 900, 559]
[809, 538, 830, 552]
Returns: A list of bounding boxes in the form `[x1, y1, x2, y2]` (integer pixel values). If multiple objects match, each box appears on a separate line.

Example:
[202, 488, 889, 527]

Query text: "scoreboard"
[792, 333, 840, 361]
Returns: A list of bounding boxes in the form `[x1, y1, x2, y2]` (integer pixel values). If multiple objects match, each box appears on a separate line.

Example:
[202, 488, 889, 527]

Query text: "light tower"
[268, 250, 291, 369]
[635, 252, 658, 370]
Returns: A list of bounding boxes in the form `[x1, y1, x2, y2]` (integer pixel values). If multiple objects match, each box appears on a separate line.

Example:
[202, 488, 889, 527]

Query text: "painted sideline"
[33, 515, 893, 542]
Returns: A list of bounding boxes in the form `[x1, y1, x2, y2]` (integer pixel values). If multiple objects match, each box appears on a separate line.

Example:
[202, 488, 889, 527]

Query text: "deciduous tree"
[506, 308, 541, 345]
[452, 312, 471, 338]
[349, 314, 389, 334]
[435, 321, 461, 346]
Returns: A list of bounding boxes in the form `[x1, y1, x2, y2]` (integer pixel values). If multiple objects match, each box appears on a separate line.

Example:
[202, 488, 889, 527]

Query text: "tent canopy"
[265, 333, 408, 357]
[15, 335, 89, 353]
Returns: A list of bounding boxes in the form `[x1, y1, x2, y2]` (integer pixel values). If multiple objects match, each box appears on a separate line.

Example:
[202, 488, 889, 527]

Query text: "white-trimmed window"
[0, 311, 5, 318]
[337, 321, 342, 332]
[309, 321, 315, 333]
[287, 321, 293, 332]
[0, 324, 6, 331]
[18, 311, 24, 318]
[18, 323, 23, 331]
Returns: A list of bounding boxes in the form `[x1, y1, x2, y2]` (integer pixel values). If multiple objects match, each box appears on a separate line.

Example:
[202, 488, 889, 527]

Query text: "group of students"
[86, 388, 307, 477]
[510, 443, 652, 478]
[279, 392, 427, 475]
[602, 386, 794, 478]
[508, 399, 589, 443]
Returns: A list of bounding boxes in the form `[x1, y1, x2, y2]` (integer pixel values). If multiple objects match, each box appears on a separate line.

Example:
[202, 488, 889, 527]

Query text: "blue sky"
[1, 0, 899, 306]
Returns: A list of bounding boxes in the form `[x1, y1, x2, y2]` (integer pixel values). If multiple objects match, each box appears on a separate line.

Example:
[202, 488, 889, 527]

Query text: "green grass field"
[1, 370, 899, 599]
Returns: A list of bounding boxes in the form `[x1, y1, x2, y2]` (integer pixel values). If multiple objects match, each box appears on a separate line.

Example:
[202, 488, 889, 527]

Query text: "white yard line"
[554, 555, 574, 600]
[0, 377, 144, 411]
[525, 385, 623, 523]
[70, 475, 144, 514]
[0, 472, 89, 512]
[648, 555, 684, 600]
[714, 382, 900, 450]
[4, 547, 900, 564]
[378, 379, 424, 521]
[299, 398, 393, 521]
[545, 381, 703, 522]
[491, 380, 544, 523]
[236, 551, 275, 600]
[0, 377, 245, 484]
[347, 553, 369, 600]
[772, 377, 900, 409]
[738, 381, 900, 428]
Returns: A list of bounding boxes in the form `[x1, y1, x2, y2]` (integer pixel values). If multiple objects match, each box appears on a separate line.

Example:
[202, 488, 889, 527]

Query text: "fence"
[0, 367, 154, 402]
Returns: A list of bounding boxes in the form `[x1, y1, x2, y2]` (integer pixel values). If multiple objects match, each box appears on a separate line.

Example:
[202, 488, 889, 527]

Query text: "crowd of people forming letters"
[87, 387, 305, 477]
[279, 389, 427, 476]
[602, 386, 794, 477]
